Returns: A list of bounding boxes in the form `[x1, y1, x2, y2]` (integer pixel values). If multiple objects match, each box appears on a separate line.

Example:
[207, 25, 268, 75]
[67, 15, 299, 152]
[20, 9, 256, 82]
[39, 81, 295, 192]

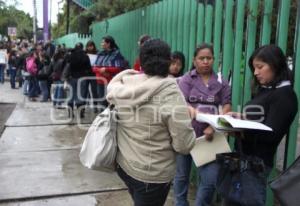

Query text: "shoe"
[29, 97, 37, 102]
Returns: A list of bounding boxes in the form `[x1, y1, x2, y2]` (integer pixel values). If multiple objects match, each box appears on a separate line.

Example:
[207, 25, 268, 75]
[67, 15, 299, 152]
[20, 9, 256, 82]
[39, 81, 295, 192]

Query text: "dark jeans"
[117, 166, 171, 206]
[0, 64, 5, 83]
[9, 67, 17, 88]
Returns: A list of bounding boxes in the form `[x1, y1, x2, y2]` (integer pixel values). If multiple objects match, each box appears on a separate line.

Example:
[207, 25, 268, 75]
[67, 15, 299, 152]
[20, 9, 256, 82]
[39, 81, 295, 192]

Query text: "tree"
[0, 5, 33, 40]
[51, 0, 160, 39]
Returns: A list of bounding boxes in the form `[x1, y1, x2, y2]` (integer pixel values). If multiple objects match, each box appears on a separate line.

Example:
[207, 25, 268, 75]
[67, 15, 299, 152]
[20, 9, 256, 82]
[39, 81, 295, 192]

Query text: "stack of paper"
[190, 132, 231, 167]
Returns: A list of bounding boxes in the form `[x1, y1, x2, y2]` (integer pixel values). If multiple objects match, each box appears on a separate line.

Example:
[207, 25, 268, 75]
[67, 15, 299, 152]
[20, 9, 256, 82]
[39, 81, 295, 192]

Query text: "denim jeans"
[39, 80, 49, 101]
[23, 79, 29, 95]
[52, 80, 64, 106]
[0, 64, 5, 83]
[174, 154, 219, 206]
[67, 78, 87, 108]
[96, 84, 108, 109]
[117, 166, 171, 206]
[28, 77, 39, 98]
[9, 67, 17, 88]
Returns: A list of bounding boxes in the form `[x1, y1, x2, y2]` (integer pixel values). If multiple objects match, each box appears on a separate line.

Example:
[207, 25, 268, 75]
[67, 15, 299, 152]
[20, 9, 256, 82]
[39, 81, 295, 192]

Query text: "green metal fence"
[54, 33, 91, 49]
[56, 0, 300, 204]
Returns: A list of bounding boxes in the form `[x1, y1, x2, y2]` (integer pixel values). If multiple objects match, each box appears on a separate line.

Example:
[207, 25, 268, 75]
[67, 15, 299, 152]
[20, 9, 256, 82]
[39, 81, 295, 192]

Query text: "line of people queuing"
[106, 37, 298, 206]
[1, 35, 298, 206]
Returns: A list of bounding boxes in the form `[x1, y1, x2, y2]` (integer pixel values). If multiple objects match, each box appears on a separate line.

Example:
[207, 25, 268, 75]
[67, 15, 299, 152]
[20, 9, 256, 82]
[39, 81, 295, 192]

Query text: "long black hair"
[103, 35, 119, 50]
[248, 44, 291, 88]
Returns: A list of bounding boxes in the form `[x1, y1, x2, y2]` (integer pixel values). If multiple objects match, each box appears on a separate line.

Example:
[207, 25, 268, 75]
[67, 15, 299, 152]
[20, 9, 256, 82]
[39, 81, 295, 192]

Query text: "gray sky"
[7, 0, 62, 27]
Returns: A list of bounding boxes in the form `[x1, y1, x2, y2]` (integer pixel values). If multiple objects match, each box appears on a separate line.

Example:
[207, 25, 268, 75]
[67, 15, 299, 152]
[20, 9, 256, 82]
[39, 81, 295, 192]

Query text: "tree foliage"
[0, 3, 33, 40]
[51, 0, 160, 39]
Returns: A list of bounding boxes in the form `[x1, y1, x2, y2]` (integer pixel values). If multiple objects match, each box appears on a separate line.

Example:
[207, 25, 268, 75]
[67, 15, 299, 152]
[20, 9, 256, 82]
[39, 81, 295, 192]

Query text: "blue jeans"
[0, 64, 5, 83]
[117, 166, 171, 206]
[96, 84, 108, 109]
[28, 77, 39, 98]
[53, 80, 64, 106]
[39, 80, 49, 101]
[67, 78, 87, 108]
[9, 67, 17, 88]
[174, 154, 219, 206]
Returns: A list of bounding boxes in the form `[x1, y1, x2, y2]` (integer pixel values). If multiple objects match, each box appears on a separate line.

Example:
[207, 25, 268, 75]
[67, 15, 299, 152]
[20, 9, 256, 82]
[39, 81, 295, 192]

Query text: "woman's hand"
[203, 126, 214, 141]
[226, 112, 244, 119]
[188, 106, 197, 119]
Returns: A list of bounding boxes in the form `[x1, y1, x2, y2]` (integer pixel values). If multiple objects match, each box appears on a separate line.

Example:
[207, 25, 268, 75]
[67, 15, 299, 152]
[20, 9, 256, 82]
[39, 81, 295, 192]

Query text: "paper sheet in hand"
[196, 113, 272, 132]
[190, 132, 231, 167]
[88, 54, 97, 66]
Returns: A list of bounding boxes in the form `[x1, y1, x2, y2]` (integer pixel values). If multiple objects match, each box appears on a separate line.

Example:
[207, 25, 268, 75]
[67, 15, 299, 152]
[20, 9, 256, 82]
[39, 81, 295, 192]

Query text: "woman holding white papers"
[223, 45, 298, 206]
[174, 43, 231, 206]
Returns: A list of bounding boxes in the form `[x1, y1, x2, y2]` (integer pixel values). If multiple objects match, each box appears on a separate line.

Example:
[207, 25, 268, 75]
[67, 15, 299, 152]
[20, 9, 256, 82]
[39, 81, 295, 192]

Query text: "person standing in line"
[84, 40, 99, 112]
[8, 49, 18, 89]
[174, 43, 232, 206]
[169, 51, 185, 78]
[107, 39, 196, 206]
[223, 45, 298, 206]
[93, 35, 127, 111]
[133, 34, 151, 72]
[67, 43, 91, 118]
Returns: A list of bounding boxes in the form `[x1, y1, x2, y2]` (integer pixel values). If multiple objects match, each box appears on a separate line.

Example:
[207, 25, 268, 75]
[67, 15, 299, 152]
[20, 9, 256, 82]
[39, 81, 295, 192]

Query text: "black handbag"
[269, 155, 300, 206]
[216, 151, 267, 206]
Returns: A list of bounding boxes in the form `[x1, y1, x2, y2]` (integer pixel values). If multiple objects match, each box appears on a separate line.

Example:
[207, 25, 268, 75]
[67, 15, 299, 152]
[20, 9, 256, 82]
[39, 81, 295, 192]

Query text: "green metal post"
[196, 2, 205, 45]
[183, 0, 191, 69]
[243, 0, 259, 104]
[222, 0, 234, 79]
[188, 0, 198, 72]
[176, 0, 184, 51]
[171, 0, 179, 50]
[166, 0, 172, 45]
[286, 0, 300, 167]
[232, 0, 246, 112]
[162, 0, 168, 42]
[204, 3, 213, 44]
[276, 0, 291, 53]
[260, 0, 273, 45]
[213, 0, 223, 72]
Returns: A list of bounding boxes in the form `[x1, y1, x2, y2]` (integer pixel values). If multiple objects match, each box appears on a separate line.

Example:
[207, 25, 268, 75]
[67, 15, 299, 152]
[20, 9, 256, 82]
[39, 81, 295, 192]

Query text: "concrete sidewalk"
[0, 82, 196, 206]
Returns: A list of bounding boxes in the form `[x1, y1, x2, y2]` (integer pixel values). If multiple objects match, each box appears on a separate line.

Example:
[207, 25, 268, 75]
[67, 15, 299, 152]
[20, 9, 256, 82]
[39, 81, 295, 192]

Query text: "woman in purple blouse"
[174, 43, 231, 206]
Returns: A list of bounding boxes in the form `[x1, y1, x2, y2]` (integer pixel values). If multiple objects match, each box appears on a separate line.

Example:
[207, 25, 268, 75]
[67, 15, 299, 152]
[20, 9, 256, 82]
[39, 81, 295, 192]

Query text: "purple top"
[178, 69, 231, 137]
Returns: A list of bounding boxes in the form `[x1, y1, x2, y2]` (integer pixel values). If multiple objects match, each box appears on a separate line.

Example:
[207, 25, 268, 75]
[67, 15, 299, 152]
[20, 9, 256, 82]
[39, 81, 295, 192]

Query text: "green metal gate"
[57, 0, 300, 204]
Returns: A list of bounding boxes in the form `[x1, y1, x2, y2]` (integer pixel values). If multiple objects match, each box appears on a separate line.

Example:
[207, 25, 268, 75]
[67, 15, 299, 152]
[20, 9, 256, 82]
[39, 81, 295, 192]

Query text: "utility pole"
[66, 0, 70, 34]
[33, 0, 37, 43]
[43, 0, 49, 41]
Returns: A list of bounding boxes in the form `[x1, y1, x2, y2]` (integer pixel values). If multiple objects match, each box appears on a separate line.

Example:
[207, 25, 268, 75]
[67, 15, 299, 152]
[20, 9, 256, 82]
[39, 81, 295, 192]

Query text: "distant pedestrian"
[133, 34, 151, 72]
[93, 35, 127, 111]
[169, 51, 185, 78]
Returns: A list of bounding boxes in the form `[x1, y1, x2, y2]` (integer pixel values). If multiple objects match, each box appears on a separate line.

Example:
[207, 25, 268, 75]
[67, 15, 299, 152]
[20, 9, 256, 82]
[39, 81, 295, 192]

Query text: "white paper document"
[88, 54, 98, 66]
[196, 113, 272, 132]
[190, 132, 231, 167]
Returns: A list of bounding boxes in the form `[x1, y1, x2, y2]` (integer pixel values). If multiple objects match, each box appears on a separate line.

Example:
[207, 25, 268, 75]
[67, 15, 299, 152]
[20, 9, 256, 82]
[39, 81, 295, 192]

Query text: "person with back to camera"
[223, 44, 298, 206]
[174, 43, 232, 206]
[106, 39, 196, 206]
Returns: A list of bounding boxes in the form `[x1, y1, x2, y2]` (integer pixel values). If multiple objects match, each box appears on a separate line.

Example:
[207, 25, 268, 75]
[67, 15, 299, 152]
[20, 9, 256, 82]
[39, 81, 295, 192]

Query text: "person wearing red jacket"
[93, 35, 127, 110]
[133, 34, 151, 72]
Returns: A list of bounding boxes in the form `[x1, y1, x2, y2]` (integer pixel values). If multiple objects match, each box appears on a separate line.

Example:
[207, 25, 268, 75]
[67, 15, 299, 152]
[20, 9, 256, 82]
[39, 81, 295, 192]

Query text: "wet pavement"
[0, 82, 195, 206]
[0, 81, 299, 206]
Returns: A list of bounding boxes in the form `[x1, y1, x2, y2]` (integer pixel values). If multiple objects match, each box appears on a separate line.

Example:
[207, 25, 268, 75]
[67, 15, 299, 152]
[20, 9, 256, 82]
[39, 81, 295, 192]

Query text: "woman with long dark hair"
[224, 45, 298, 205]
